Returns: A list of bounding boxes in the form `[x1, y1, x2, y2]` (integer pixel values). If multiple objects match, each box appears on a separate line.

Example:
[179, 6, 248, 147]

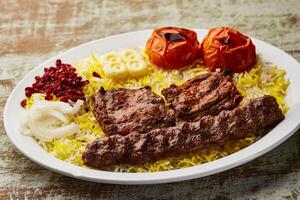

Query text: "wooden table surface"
[1, 0, 300, 199]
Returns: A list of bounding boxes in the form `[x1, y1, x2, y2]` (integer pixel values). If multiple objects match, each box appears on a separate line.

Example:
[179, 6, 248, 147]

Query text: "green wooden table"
[1, 0, 300, 199]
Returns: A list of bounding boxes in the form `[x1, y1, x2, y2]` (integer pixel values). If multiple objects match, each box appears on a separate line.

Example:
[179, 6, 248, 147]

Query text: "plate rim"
[3, 28, 300, 184]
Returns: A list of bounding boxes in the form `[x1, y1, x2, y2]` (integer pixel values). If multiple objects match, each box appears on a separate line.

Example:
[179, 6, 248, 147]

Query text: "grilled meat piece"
[93, 86, 176, 136]
[83, 95, 284, 168]
[161, 72, 243, 121]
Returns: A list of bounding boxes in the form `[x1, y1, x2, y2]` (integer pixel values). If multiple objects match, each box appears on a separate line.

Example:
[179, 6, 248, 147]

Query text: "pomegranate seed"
[25, 87, 33, 97]
[45, 95, 53, 100]
[56, 59, 62, 67]
[44, 88, 53, 95]
[78, 96, 86, 101]
[92, 72, 101, 78]
[60, 96, 69, 102]
[20, 99, 27, 107]
[69, 95, 78, 102]
[56, 91, 64, 97]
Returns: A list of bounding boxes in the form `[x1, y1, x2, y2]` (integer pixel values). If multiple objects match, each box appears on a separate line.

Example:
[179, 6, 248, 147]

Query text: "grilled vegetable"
[146, 27, 200, 69]
[201, 27, 256, 73]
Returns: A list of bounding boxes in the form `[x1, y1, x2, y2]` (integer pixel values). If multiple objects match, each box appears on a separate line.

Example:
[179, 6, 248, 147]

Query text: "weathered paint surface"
[1, 0, 300, 199]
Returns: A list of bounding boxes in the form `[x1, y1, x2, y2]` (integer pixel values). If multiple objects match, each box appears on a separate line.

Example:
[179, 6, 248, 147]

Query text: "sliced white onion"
[71, 100, 84, 114]
[37, 117, 61, 127]
[34, 123, 79, 142]
[19, 98, 83, 141]
[47, 110, 68, 123]
[34, 99, 84, 115]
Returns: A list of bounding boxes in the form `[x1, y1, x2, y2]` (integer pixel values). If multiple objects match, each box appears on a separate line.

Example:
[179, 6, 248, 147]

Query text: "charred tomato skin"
[146, 27, 200, 69]
[201, 27, 256, 73]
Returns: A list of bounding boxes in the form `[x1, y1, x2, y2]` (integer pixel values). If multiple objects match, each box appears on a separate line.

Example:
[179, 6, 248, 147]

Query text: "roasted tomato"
[146, 27, 200, 69]
[201, 27, 256, 73]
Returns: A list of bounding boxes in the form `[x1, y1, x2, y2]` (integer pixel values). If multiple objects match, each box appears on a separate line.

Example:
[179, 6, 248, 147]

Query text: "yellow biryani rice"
[37, 50, 289, 172]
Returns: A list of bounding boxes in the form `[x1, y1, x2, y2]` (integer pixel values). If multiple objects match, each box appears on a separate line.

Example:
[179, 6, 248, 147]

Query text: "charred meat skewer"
[162, 71, 243, 121]
[93, 86, 176, 136]
[83, 95, 284, 169]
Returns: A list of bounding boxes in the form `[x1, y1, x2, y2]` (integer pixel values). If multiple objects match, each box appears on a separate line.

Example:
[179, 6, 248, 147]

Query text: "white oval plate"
[4, 29, 300, 184]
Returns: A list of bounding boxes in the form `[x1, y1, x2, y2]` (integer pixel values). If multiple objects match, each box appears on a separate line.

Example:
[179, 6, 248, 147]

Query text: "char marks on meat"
[161, 72, 243, 121]
[83, 95, 284, 169]
[93, 86, 176, 136]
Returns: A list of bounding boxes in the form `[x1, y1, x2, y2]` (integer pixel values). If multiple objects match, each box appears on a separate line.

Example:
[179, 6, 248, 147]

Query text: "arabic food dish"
[19, 27, 289, 172]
